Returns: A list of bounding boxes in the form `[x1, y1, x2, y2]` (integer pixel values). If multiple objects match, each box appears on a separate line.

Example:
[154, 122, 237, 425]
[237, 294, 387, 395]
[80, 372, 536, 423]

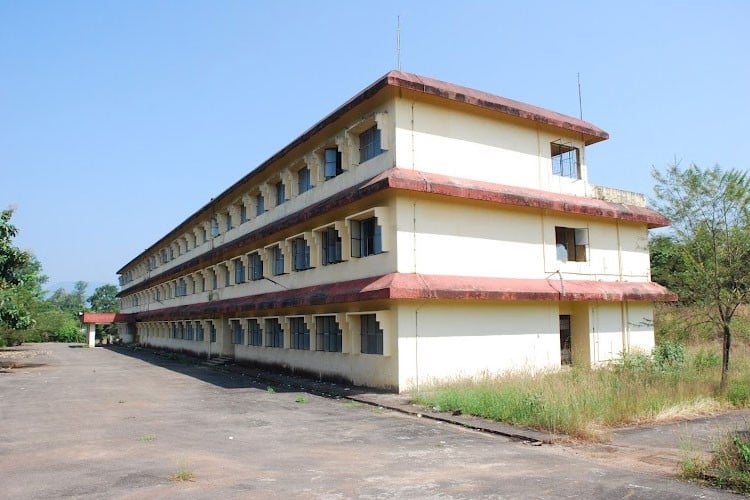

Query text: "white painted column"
[87, 323, 96, 348]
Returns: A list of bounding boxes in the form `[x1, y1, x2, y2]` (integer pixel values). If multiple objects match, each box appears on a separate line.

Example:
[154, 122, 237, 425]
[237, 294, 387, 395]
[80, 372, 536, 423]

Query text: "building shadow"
[105, 344, 381, 398]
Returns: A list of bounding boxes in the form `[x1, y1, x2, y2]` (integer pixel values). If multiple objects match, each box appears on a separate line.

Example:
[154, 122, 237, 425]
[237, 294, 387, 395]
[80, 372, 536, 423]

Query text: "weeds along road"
[0, 343, 741, 499]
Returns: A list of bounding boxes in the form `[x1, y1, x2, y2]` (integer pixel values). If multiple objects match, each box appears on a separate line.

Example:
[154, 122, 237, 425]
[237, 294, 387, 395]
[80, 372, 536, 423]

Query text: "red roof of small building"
[80, 312, 121, 324]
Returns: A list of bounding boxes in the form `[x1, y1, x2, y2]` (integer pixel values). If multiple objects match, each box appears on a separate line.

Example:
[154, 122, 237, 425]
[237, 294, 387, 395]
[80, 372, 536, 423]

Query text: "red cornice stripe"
[116, 273, 676, 323]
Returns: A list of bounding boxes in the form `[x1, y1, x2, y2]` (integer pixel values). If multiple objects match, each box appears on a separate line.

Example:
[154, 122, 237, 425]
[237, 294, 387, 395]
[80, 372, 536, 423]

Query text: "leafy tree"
[48, 280, 88, 317]
[652, 163, 750, 388]
[1, 210, 46, 341]
[87, 284, 119, 312]
[649, 234, 688, 297]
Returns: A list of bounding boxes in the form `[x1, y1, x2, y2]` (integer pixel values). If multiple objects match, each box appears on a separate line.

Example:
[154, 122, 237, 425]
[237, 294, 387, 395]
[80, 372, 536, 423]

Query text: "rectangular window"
[225, 212, 233, 232]
[292, 237, 310, 271]
[256, 194, 265, 216]
[224, 266, 231, 287]
[248, 319, 262, 346]
[201, 227, 208, 243]
[211, 217, 220, 238]
[297, 166, 311, 193]
[185, 322, 194, 341]
[359, 125, 382, 163]
[324, 147, 343, 179]
[265, 318, 284, 348]
[176, 278, 187, 297]
[289, 317, 310, 350]
[275, 181, 285, 206]
[360, 314, 383, 355]
[168, 247, 175, 261]
[555, 226, 588, 262]
[316, 315, 342, 353]
[351, 217, 382, 258]
[551, 143, 580, 179]
[209, 322, 216, 343]
[195, 322, 205, 342]
[234, 259, 246, 284]
[212, 270, 218, 290]
[321, 226, 342, 265]
[231, 319, 244, 345]
[156, 289, 161, 301]
[176, 322, 184, 340]
[160, 248, 168, 264]
[249, 252, 263, 281]
[240, 204, 248, 224]
[272, 245, 284, 276]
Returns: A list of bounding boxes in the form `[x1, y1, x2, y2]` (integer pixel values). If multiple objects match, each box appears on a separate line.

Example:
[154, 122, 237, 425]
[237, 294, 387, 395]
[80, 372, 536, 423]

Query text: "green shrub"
[727, 381, 750, 406]
[692, 349, 721, 370]
[653, 341, 686, 370]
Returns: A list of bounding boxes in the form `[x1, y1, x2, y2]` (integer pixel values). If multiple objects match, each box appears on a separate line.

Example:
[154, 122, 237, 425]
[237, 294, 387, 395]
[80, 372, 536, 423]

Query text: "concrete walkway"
[0, 343, 745, 499]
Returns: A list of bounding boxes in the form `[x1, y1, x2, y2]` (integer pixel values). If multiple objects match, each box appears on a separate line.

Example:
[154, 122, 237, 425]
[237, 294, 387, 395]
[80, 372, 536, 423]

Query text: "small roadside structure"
[79, 312, 120, 347]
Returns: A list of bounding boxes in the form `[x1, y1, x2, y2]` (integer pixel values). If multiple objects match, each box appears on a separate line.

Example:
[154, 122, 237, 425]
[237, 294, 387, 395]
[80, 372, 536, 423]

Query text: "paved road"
[0, 343, 743, 499]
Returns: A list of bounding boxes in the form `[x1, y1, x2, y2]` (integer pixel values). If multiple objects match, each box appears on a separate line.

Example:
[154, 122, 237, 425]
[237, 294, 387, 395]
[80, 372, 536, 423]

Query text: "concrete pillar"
[87, 323, 96, 348]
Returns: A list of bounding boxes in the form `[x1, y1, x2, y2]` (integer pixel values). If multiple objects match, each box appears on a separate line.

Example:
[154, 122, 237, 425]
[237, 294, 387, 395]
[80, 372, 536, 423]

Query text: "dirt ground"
[0, 343, 745, 499]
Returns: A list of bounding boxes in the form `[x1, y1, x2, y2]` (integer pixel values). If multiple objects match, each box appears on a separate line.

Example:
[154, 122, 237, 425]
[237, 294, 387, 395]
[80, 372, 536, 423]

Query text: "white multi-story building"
[116, 71, 675, 391]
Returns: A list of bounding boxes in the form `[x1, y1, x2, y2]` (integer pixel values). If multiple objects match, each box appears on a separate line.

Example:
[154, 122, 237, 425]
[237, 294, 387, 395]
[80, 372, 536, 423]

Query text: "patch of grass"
[294, 396, 307, 403]
[413, 340, 750, 441]
[682, 431, 750, 495]
[170, 463, 194, 482]
[140, 434, 157, 443]
[266, 386, 276, 394]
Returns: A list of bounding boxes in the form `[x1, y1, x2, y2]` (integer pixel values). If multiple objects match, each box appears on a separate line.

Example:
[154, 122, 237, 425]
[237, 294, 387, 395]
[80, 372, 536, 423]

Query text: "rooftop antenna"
[577, 72, 583, 120]
[396, 15, 402, 71]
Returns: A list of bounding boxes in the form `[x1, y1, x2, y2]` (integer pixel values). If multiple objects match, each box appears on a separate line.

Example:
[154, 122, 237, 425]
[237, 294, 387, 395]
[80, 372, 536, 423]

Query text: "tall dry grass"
[413, 306, 750, 440]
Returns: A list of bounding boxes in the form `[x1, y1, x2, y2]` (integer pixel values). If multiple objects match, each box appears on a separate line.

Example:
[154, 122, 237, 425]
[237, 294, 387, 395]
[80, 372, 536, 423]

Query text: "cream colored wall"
[394, 197, 652, 282]
[392, 98, 588, 196]
[626, 302, 655, 354]
[396, 302, 561, 390]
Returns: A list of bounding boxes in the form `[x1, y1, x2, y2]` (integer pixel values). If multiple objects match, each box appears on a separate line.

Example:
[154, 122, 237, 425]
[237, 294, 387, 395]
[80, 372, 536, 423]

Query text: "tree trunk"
[720, 322, 731, 390]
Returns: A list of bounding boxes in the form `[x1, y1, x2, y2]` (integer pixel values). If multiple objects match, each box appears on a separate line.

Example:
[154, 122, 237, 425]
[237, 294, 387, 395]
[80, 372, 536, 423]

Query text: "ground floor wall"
[120, 299, 656, 392]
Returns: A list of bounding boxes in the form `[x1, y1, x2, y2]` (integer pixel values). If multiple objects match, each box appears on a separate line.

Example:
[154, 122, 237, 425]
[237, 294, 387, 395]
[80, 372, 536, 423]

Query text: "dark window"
[297, 166, 311, 193]
[324, 147, 343, 179]
[275, 181, 285, 206]
[289, 317, 310, 350]
[231, 319, 244, 345]
[360, 314, 383, 355]
[265, 318, 284, 348]
[256, 194, 265, 216]
[224, 266, 231, 287]
[248, 319, 262, 346]
[201, 227, 208, 243]
[160, 248, 168, 263]
[551, 143, 580, 179]
[168, 246, 175, 260]
[555, 226, 588, 262]
[240, 204, 248, 224]
[292, 237, 310, 271]
[225, 212, 233, 232]
[176, 278, 187, 297]
[185, 322, 194, 341]
[359, 125, 382, 163]
[560, 315, 572, 365]
[234, 259, 245, 284]
[351, 217, 382, 258]
[195, 322, 205, 342]
[249, 252, 263, 281]
[211, 217, 220, 238]
[316, 315, 342, 353]
[321, 227, 342, 265]
[272, 245, 284, 276]
[212, 269, 218, 290]
[209, 322, 216, 343]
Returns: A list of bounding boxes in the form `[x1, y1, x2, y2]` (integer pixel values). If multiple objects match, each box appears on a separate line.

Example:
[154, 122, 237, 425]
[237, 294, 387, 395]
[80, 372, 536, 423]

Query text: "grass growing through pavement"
[680, 430, 750, 495]
[413, 340, 750, 441]
[170, 463, 194, 482]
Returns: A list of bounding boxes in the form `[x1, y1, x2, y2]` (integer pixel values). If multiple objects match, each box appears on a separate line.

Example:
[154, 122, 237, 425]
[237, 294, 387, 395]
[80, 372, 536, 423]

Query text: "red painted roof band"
[117, 273, 676, 323]
[117, 168, 669, 297]
[80, 312, 126, 324]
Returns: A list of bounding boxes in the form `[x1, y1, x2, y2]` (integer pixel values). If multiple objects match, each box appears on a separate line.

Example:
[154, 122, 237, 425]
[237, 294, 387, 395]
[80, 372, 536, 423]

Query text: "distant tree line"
[0, 209, 119, 347]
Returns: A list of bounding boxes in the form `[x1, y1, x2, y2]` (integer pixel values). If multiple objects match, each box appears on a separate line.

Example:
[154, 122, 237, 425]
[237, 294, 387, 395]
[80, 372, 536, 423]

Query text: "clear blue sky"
[2, 1, 748, 288]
